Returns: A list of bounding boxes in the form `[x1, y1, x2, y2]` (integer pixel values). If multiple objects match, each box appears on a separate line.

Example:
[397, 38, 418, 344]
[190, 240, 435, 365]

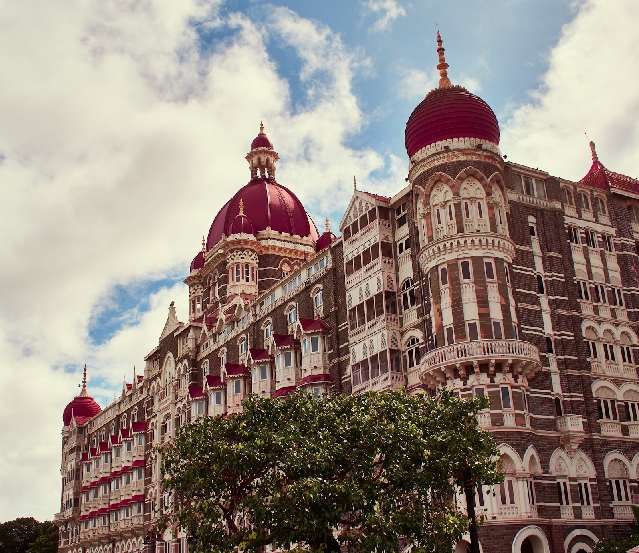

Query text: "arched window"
[594, 195, 607, 216]
[606, 458, 631, 504]
[312, 287, 323, 310]
[578, 192, 591, 212]
[286, 303, 298, 326]
[492, 185, 507, 234]
[429, 183, 456, 239]
[262, 320, 273, 345]
[460, 178, 488, 233]
[562, 186, 574, 206]
[238, 335, 248, 357]
[401, 279, 416, 311]
[404, 337, 421, 368]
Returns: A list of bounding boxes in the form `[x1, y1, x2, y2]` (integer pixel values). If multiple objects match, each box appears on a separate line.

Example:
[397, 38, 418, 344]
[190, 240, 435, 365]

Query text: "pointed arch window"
[401, 279, 416, 311]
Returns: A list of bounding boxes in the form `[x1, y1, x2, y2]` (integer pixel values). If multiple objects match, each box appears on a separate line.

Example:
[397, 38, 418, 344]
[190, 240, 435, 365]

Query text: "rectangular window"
[527, 480, 536, 505]
[498, 478, 516, 505]
[577, 280, 591, 301]
[609, 479, 631, 503]
[593, 284, 606, 304]
[597, 398, 618, 420]
[467, 321, 479, 341]
[603, 235, 614, 252]
[627, 401, 639, 422]
[611, 288, 624, 307]
[523, 176, 535, 196]
[474, 387, 485, 398]
[586, 230, 598, 248]
[284, 351, 293, 367]
[445, 326, 455, 346]
[500, 386, 512, 409]
[568, 226, 580, 244]
[586, 340, 598, 359]
[397, 236, 411, 254]
[492, 320, 504, 340]
[214, 391, 222, 405]
[311, 336, 320, 353]
[233, 380, 241, 395]
[260, 366, 267, 380]
[460, 260, 472, 280]
[621, 346, 633, 364]
[529, 223, 537, 237]
[395, 204, 407, 227]
[557, 480, 571, 505]
[440, 266, 448, 287]
[603, 343, 616, 362]
[484, 260, 495, 280]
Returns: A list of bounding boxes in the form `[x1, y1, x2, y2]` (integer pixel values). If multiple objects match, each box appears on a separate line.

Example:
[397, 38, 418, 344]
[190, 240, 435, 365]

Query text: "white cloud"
[364, 0, 406, 32]
[0, 0, 394, 521]
[501, 0, 639, 180]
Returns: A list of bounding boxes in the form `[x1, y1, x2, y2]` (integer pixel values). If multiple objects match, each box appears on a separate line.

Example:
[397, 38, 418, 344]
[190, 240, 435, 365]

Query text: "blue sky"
[1, 0, 638, 520]
[85, 0, 576, 350]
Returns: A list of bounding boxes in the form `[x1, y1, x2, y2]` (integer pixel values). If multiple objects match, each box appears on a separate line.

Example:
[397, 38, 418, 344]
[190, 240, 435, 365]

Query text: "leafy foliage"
[161, 390, 500, 553]
[594, 506, 639, 553]
[0, 518, 57, 553]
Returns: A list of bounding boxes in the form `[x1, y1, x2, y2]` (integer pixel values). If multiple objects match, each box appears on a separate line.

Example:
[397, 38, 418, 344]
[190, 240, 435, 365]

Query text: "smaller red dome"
[190, 251, 204, 272]
[251, 122, 273, 150]
[63, 394, 101, 426]
[315, 231, 336, 251]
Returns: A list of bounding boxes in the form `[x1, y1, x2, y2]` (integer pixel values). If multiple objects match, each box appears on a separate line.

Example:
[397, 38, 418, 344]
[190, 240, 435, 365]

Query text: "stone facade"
[56, 45, 639, 553]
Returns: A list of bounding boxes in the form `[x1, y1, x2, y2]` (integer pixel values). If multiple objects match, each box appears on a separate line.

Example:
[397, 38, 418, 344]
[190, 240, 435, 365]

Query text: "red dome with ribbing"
[405, 85, 500, 157]
[206, 177, 319, 249]
[63, 394, 101, 426]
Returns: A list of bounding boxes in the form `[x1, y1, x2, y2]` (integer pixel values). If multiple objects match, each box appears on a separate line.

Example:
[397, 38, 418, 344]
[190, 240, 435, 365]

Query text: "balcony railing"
[411, 339, 541, 388]
[625, 422, 639, 437]
[581, 505, 595, 519]
[592, 360, 637, 379]
[599, 420, 622, 436]
[613, 504, 634, 520]
[560, 505, 575, 519]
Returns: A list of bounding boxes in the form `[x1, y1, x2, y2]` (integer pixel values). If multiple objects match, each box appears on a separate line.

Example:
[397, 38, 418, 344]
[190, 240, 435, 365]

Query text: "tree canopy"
[161, 389, 500, 553]
[0, 518, 57, 553]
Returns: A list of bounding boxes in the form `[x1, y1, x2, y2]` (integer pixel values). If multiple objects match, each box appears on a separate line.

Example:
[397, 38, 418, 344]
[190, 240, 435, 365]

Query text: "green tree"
[593, 506, 639, 553]
[0, 518, 43, 553]
[162, 389, 500, 553]
[26, 522, 58, 553]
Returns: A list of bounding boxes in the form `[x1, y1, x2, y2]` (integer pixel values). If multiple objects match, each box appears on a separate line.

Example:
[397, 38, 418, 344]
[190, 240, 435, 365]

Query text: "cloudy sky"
[1, 0, 638, 521]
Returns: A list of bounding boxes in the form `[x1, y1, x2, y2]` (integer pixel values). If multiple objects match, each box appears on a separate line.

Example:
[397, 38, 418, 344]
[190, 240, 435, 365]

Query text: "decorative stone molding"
[418, 232, 516, 273]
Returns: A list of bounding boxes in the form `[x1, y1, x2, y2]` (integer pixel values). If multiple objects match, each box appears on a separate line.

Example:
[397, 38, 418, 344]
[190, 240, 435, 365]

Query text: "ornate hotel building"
[56, 34, 639, 553]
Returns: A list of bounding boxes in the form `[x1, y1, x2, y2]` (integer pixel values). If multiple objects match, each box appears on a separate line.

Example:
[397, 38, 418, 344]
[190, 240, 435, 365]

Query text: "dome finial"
[259, 121, 265, 134]
[324, 217, 331, 233]
[436, 30, 452, 89]
[238, 198, 245, 215]
[201, 235, 206, 251]
[80, 363, 88, 397]
[589, 140, 598, 162]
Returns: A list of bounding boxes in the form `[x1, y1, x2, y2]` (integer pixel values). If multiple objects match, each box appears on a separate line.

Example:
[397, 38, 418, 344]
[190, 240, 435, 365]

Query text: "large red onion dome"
[405, 32, 500, 158]
[206, 125, 319, 250]
[63, 366, 101, 426]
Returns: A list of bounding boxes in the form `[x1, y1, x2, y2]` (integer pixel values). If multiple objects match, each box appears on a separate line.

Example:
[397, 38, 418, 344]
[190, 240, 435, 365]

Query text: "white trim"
[564, 529, 599, 552]
[511, 525, 550, 553]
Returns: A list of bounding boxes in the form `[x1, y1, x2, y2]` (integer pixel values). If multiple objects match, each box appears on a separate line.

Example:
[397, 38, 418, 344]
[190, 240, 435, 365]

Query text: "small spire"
[589, 140, 598, 162]
[324, 217, 331, 233]
[201, 235, 205, 251]
[353, 175, 357, 190]
[79, 364, 88, 397]
[238, 198, 245, 216]
[259, 121, 265, 134]
[436, 30, 452, 89]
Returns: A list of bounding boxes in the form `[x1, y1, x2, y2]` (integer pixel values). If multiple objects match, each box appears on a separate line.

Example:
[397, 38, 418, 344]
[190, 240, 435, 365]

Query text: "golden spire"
[79, 364, 88, 397]
[238, 198, 245, 215]
[436, 31, 452, 89]
[589, 140, 599, 162]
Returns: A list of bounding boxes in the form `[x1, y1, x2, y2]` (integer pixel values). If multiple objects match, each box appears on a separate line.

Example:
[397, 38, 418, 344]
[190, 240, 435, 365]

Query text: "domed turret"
[62, 365, 101, 426]
[315, 218, 336, 251]
[206, 124, 319, 250]
[405, 32, 500, 158]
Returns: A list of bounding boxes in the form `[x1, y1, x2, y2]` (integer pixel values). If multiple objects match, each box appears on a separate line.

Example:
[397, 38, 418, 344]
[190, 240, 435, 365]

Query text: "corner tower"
[406, 34, 541, 407]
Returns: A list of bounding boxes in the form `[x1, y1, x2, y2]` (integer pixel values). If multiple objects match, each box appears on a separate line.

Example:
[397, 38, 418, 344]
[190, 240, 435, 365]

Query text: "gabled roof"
[206, 374, 225, 388]
[225, 363, 250, 377]
[248, 348, 271, 362]
[298, 318, 330, 333]
[272, 334, 297, 348]
[580, 141, 639, 196]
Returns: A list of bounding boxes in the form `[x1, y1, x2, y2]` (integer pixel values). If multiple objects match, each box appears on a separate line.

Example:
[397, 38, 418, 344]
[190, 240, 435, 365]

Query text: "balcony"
[418, 233, 516, 274]
[477, 411, 491, 429]
[581, 505, 595, 519]
[409, 339, 541, 389]
[557, 414, 585, 451]
[560, 505, 575, 519]
[592, 360, 637, 379]
[613, 504, 635, 520]
[599, 420, 622, 436]
[625, 421, 639, 437]
[352, 370, 403, 394]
